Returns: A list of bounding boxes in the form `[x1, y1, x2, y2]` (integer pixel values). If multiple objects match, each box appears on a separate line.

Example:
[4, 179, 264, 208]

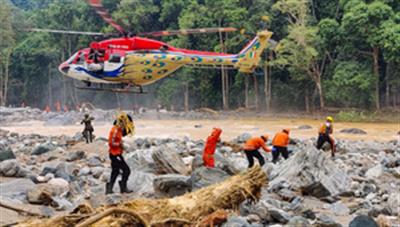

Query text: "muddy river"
[2, 118, 398, 142]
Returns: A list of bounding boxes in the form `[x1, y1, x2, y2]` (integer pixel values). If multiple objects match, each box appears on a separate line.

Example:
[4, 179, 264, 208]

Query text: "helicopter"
[30, 0, 274, 93]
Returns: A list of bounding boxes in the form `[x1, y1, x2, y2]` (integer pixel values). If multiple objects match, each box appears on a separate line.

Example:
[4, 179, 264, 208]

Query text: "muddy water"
[2, 118, 398, 142]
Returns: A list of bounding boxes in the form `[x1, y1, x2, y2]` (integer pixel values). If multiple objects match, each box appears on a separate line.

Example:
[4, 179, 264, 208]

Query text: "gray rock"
[222, 215, 250, 227]
[340, 128, 367, 135]
[153, 174, 191, 198]
[152, 144, 189, 175]
[365, 164, 383, 179]
[287, 216, 310, 226]
[66, 150, 85, 162]
[302, 209, 316, 220]
[0, 178, 35, 200]
[190, 167, 230, 190]
[191, 154, 204, 170]
[214, 152, 240, 175]
[78, 167, 91, 176]
[87, 156, 103, 167]
[315, 214, 342, 227]
[0, 147, 15, 161]
[277, 188, 297, 202]
[349, 215, 378, 227]
[329, 202, 350, 216]
[126, 171, 156, 197]
[32, 143, 55, 155]
[269, 146, 350, 198]
[0, 159, 27, 177]
[387, 193, 399, 215]
[269, 208, 291, 223]
[91, 167, 104, 178]
[54, 163, 73, 182]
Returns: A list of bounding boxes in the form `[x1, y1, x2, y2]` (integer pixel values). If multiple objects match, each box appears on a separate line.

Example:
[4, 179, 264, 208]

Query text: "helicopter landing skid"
[75, 83, 146, 94]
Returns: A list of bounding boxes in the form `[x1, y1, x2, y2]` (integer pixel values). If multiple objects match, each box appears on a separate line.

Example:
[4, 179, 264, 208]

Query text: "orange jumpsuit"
[202, 128, 222, 168]
[243, 137, 271, 152]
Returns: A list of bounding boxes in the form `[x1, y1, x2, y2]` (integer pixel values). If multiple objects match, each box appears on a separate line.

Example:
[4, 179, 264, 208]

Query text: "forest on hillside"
[0, 0, 399, 112]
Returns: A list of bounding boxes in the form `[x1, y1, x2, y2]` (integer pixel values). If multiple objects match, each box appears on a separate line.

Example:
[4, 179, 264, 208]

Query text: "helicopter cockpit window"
[109, 54, 121, 63]
[76, 52, 85, 65]
[67, 52, 79, 64]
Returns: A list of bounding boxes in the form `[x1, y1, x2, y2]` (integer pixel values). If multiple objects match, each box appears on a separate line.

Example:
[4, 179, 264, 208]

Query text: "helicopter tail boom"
[235, 30, 273, 73]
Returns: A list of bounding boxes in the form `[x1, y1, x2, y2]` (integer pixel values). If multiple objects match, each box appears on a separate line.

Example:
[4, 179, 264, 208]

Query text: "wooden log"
[17, 166, 267, 227]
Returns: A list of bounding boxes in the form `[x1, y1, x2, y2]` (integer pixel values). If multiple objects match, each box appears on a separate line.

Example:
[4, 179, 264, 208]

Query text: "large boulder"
[126, 171, 156, 197]
[190, 167, 230, 190]
[269, 145, 350, 198]
[0, 147, 15, 162]
[152, 144, 189, 175]
[153, 174, 191, 198]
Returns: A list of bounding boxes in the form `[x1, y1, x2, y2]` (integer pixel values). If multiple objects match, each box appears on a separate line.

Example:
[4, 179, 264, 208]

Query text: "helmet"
[84, 113, 89, 118]
[326, 116, 334, 122]
[283, 128, 290, 134]
[261, 134, 269, 141]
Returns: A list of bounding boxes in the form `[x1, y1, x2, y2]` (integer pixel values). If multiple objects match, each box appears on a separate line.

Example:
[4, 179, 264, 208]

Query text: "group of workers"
[203, 116, 335, 169]
[82, 112, 335, 195]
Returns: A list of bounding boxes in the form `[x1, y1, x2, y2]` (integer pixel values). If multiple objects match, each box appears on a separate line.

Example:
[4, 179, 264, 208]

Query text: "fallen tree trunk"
[18, 166, 267, 227]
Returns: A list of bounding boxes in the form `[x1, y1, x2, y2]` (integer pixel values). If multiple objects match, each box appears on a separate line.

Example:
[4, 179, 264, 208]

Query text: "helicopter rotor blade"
[138, 27, 238, 37]
[87, 0, 126, 35]
[26, 28, 105, 36]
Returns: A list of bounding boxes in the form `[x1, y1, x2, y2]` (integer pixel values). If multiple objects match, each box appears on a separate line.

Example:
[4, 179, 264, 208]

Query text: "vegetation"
[0, 0, 399, 112]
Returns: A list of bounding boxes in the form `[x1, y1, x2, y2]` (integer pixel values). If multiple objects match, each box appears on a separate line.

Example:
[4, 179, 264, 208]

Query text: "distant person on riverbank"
[106, 112, 134, 194]
[202, 128, 222, 168]
[44, 105, 51, 113]
[272, 129, 290, 163]
[81, 114, 94, 143]
[243, 135, 271, 168]
[316, 116, 335, 157]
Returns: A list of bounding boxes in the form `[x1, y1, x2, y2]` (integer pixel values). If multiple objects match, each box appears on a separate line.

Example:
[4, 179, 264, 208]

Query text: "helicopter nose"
[58, 63, 69, 74]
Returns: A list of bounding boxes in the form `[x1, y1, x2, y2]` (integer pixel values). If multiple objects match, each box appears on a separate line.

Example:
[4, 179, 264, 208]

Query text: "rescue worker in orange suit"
[272, 129, 290, 164]
[202, 128, 222, 168]
[316, 116, 335, 157]
[106, 112, 135, 194]
[243, 135, 271, 168]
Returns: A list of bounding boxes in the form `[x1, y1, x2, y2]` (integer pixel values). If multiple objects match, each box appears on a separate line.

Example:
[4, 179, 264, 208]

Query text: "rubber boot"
[105, 182, 114, 195]
[119, 180, 133, 193]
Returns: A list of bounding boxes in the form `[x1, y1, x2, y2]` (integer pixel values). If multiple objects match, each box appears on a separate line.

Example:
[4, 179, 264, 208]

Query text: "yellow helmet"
[116, 112, 135, 136]
[326, 116, 334, 122]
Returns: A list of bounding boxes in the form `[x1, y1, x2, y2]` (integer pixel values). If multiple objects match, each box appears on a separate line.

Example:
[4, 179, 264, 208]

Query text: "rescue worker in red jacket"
[316, 116, 335, 157]
[202, 128, 222, 168]
[243, 134, 271, 168]
[272, 129, 290, 164]
[106, 112, 135, 194]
